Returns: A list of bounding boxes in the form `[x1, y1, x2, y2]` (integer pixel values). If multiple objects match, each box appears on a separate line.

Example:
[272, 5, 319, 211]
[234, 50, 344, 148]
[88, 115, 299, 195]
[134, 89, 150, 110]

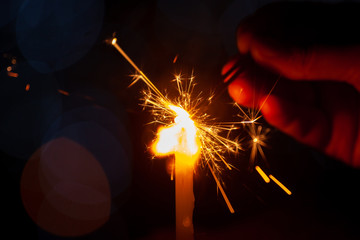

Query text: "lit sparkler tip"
[111, 38, 117, 45]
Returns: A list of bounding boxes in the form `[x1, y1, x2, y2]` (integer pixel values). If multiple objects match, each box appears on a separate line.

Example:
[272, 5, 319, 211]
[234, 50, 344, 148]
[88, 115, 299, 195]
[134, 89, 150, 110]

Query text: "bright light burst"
[142, 73, 241, 169]
[110, 37, 292, 212]
[111, 37, 240, 211]
[141, 73, 241, 212]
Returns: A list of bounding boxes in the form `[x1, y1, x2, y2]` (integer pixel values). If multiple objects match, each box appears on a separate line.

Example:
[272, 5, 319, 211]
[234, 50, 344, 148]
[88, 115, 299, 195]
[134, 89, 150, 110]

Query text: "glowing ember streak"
[7, 72, 18, 78]
[173, 54, 178, 63]
[58, 89, 70, 96]
[255, 166, 270, 183]
[207, 162, 235, 213]
[269, 175, 292, 195]
[25, 84, 30, 91]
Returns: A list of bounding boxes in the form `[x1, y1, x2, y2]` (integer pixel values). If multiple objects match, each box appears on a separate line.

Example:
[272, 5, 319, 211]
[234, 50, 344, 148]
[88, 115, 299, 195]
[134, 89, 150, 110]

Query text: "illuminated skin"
[223, 2, 360, 168]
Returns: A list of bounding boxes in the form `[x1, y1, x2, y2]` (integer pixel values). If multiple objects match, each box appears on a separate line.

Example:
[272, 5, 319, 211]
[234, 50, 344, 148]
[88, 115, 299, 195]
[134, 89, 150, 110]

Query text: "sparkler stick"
[175, 135, 198, 240]
[153, 105, 200, 240]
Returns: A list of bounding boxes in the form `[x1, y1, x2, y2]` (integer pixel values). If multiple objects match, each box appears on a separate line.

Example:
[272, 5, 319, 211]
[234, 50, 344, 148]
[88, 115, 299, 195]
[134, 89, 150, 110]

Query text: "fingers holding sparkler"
[225, 58, 330, 154]
[225, 52, 360, 166]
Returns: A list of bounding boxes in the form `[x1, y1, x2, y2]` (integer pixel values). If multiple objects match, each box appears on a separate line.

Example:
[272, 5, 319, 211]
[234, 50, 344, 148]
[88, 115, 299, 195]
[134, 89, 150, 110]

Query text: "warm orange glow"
[173, 54, 178, 63]
[153, 104, 200, 166]
[58, 89, 70, 96]
[111, 38, 117, 45]
[269, 175, 292, 195]
[7, 72, 18, 78]
[255, 166, 270, 183]
[25, 84, 30, 91]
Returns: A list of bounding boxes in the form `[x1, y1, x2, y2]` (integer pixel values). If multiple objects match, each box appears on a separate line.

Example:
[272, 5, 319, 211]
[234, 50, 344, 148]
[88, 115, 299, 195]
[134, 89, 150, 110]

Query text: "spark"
[7, 72, 18, 78]
[255, 166, 270, 183]
[111, 38, 241, 213]
[248, 124, 269, 165]
[25, 84, 30, 91]
[234, 79, 292, 195]
[173, 54, 178, 63]
[111, 38, 165, 99]
[269, 175, 292, 195]
[58, 89, 70, 96]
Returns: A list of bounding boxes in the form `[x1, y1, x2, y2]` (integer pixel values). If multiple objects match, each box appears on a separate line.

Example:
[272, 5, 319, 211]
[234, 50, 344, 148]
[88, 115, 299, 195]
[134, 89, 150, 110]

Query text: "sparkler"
[111, 38, 240, 239]
[110, 37, 292, 239]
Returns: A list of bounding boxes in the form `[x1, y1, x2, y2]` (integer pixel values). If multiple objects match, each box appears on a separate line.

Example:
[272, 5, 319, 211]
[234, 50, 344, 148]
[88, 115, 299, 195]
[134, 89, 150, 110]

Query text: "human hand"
[223, 2, 360, 167]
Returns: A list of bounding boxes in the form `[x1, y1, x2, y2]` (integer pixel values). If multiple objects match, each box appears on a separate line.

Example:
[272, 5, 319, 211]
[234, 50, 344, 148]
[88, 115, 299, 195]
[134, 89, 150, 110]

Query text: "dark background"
[2, 0, 360, 239]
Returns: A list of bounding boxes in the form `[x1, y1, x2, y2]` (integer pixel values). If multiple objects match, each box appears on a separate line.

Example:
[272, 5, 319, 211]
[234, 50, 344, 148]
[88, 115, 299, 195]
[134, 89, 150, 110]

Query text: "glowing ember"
[255, 165, 270, 183]
[269, 175, 292, 195]
[58, 89, 70, 96]
[173, 54, 178, 63]
[7, 72, 18, 78]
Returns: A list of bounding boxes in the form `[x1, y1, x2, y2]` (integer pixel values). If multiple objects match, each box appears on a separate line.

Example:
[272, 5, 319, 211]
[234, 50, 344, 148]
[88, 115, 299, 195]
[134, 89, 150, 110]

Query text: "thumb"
[248, 41, 360, 91]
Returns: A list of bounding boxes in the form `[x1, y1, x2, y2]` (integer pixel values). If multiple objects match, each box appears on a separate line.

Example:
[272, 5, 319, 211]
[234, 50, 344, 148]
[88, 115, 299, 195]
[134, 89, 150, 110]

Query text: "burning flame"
[153, 104, 200, 166]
